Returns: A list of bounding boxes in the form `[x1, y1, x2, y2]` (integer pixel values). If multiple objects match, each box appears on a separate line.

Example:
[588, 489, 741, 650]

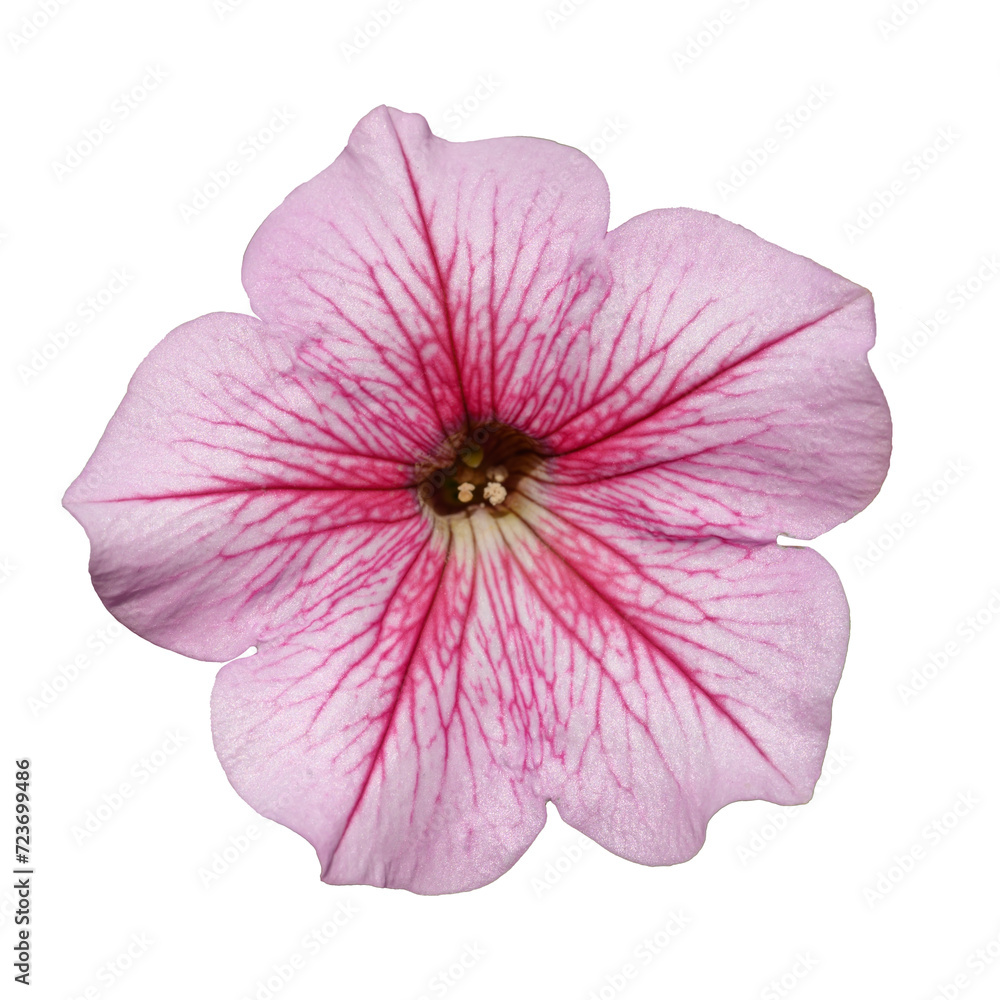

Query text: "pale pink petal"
[241, 105, 611, 429]
[63, 312, 428, 660]
[500, 493, 847, 863]
[214, 492, 847, 890]
[211, 518, 550, 894]
[523, 209, 891, 540]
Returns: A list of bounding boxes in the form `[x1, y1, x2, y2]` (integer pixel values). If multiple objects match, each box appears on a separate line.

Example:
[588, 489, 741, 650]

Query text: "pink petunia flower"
[64, 106, 891, 894]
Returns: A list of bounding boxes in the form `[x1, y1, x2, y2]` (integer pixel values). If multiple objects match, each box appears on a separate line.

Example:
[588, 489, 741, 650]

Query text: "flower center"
[417, 423, 541, 517]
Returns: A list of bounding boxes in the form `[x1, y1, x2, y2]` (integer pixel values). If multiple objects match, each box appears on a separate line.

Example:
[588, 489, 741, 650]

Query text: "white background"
[3, 0, 999, 997]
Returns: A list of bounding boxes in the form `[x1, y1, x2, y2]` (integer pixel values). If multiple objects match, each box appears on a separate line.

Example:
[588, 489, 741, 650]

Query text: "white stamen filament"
[486, 465, 508, 483]
[457, 482, 475, 503]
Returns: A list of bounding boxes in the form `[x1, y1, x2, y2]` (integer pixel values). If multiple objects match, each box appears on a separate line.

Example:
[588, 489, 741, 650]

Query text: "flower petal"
[213, 487, 846, 891]
[501, 492, 847, 864]
[211, 517, 550, 894]
[63, 311, 428, 660]
[528, 209, 891, 540]
[241, 105, 611, 432]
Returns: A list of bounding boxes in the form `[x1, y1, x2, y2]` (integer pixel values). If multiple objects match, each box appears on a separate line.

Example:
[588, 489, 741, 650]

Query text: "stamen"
[417, 423, 538, 517]
[483, 482, 507, 506]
